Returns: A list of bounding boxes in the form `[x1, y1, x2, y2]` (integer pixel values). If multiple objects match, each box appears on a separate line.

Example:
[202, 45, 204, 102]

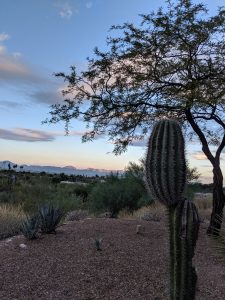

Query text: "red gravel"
[0, 218, 224, 300]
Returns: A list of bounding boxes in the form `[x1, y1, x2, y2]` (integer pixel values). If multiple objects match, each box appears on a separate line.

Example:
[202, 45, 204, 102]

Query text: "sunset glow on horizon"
[0, 0, 224, 183]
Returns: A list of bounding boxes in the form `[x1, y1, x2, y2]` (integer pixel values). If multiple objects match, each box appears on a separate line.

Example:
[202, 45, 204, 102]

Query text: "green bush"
[73, 184, 91, 202]
[88, 177, 150, 217]
[0, 174, 87, 214]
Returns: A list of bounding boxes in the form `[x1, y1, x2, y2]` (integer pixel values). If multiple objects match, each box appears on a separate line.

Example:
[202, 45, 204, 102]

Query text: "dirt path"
[0, 218, 224, 299]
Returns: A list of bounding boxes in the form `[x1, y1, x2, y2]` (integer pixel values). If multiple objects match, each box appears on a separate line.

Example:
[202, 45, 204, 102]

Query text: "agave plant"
[39, 204, 64, 234]
[91, 237, 102, 251]
[21, 215, 39, 240]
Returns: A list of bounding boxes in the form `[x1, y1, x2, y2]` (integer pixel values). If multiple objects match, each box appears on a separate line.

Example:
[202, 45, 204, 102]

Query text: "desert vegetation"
[1, 0, 225, 299]
[0, 120, 225, 299]
[0, 162, 214, 240]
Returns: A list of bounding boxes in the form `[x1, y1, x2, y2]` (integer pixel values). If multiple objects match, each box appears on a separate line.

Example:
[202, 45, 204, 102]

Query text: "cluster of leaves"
[39, 205, 64, 234]
[21, 204, 64, 239]
[21, 215, 39, 239]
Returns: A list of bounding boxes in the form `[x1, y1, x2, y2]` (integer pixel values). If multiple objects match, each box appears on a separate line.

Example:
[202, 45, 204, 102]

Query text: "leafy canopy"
[46, 0, 225, 154]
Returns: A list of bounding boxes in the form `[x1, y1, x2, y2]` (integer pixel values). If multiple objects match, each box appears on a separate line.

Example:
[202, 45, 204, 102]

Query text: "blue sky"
[0, 0, 224, 182]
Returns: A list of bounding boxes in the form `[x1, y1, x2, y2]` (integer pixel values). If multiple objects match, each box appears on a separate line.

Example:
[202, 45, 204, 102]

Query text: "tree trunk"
[184, 108, 225, 235]
[207, 163, 225, 235]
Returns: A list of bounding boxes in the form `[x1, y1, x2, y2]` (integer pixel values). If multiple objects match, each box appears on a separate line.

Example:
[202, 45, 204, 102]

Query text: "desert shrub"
[0, 204, 25, 239]
[88, 177, 150, 217]
[0, 174, 87, 214]
[39, 204, 64, 234]
[21, 215, 39, 240]
[73, 184, 89, 201]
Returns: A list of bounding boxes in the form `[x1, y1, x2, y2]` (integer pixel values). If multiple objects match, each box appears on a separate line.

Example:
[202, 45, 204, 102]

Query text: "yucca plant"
[39, 204, 64, 234]
[145, 119, 200, 300]
[21, 215, 39, 240]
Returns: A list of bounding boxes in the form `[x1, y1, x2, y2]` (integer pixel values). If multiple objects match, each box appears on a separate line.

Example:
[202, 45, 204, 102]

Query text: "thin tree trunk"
[185, 109, 225, 235]
[207, 163, 225, 235]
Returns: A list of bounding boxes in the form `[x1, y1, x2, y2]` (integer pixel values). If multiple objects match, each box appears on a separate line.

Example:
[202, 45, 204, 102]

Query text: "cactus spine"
[145, 119, 186, 206]
[145, 119, 200, 300]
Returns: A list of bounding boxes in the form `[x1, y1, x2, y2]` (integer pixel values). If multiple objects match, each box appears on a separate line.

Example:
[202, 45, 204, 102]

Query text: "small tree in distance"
[125, 159, 200, 184]
[46, 0, 225, 234]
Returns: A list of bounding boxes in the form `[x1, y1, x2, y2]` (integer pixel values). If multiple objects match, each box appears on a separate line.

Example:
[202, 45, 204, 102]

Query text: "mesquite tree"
[46, 0, 225, 234]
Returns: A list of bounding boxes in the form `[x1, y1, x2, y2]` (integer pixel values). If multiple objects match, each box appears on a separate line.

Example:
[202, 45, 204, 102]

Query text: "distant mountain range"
[0, 161, 122, 177]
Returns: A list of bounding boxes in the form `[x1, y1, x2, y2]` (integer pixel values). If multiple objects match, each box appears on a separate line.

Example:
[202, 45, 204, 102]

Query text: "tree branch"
[185, 108, 215, 164]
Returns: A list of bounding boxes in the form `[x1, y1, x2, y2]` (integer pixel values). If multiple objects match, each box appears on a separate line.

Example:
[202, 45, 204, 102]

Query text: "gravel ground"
[0, 217, 224, 300]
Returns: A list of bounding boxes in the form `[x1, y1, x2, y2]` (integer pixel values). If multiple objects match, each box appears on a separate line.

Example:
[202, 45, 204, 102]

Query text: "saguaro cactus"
[145, 119, 200, 300]
[170, 198, 200, 300]
[145, 119, 186, 207]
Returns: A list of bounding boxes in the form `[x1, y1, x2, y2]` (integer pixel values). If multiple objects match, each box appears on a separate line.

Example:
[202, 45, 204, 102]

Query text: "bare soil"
[0, 217, 224, 300]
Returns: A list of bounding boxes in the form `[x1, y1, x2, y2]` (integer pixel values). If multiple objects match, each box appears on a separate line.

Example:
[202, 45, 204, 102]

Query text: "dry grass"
[193, 193, 213, 221]
[193, 193, 212, 210]
[0, 204, 25, 239]
[120, 193, 213, 223]
[119, 202, 165, 221]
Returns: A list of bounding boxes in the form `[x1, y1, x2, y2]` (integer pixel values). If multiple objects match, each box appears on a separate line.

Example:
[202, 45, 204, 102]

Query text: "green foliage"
[0, 173, 89, 214]
[46, 0, 225, 155]
[21, 215, 39, 240]
[145, 119, 186, 207]
[45, 0, 225, 233]
[39, 204, 64, 234]
[89, 176, 150, 218]
[73, 184, 90, 202]
[186, 167, 200, 183]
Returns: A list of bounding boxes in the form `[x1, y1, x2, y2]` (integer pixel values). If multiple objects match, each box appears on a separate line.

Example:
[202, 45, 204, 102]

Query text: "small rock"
[19, 243, 27, 249]
[136, 224, 145, 234]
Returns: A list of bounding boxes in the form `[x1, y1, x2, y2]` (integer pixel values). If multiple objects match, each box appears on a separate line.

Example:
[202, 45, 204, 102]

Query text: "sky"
[0, 0, 224, 183]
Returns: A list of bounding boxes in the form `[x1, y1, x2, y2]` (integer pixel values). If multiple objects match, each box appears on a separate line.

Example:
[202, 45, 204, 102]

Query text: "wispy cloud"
[13, 52, 22, 59]
[0, 44, 63, 108]
[55, 2, 76, 19]
[130, 139, 147, 147]
[0, 128, 55, 142]
[86, 2, 93, 9]
[29, 89, 63, 105]
[0, 127, 87, 142]
[0, 100, 22, 110]
[0, 45, 44, 85]
[0, 33, 10, 42]
[191, 151, 208, 160]
[191, 151, 224, 161]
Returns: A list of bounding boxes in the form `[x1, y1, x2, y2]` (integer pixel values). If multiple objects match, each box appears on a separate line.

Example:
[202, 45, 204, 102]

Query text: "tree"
[186, 166, 201, 183]
[124, 159, 200, 183]
[124, 159, 145, 181]
[46, 0, 225, 234]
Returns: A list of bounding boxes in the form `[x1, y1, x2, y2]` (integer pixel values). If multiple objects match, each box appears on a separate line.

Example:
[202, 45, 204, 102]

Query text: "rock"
[136, 224, 145, 234]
